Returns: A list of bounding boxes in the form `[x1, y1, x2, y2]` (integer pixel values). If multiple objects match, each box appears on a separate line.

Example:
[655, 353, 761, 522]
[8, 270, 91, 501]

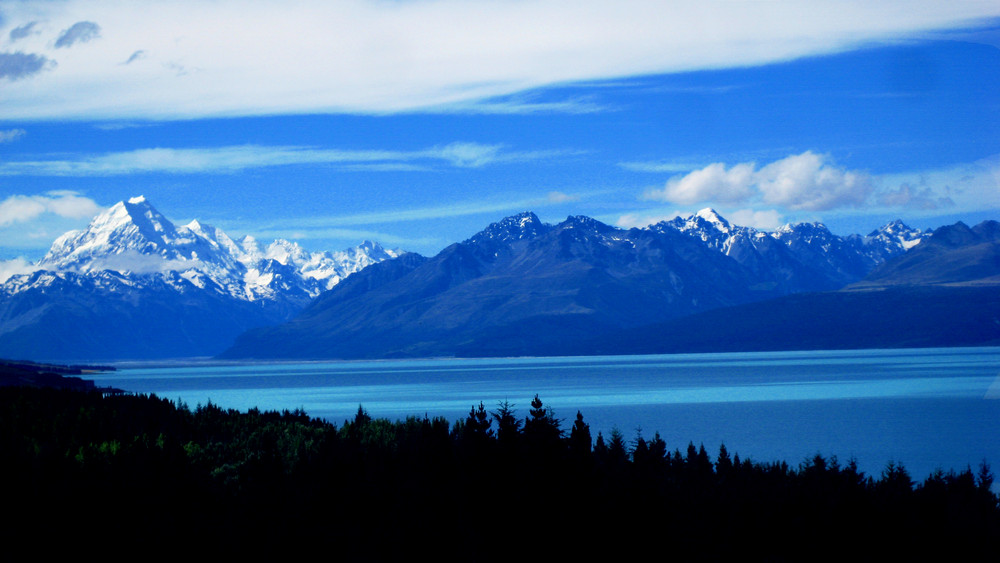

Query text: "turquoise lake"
[94, 347, 1000, 483]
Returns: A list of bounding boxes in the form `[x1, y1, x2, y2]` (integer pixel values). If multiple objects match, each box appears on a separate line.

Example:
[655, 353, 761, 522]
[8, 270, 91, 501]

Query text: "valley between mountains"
[2, 197, 997, 362]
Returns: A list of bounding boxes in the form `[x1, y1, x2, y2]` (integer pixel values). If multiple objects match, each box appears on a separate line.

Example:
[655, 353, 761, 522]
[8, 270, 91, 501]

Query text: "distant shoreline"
[0, 359, 119, 392]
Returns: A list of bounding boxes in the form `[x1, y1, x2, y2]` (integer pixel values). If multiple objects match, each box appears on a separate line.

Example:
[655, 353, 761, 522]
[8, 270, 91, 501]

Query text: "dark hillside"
[581, 285, 1000, 356]
[855, 220, 1000, 287]
[223, 213, 877, 360]
[583, 220, 1000, 356]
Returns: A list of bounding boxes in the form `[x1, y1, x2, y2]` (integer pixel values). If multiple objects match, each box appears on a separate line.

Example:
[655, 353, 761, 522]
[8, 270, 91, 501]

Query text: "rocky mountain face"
[579, 219, 1000, 356]
[223, 209, 927, 360]
[659, 208, 926, 293]
[850, 220, 1000, 288]
[0, 196, 399, 361]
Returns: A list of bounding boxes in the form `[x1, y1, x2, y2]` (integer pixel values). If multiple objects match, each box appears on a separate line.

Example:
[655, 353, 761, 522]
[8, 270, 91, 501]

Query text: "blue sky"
[2, 1, 999, 268]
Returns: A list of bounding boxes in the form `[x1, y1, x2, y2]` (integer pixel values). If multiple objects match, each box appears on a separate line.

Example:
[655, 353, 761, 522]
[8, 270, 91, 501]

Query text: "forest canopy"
[2, 386, 997, 559]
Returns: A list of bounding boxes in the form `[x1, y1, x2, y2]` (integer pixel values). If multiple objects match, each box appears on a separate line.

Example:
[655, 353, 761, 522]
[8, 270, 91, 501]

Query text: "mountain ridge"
[0, 197, 401, 361]
[2, 200, 954, 362]
[222, 209, 929, 360]
[573, 219, 1000, 356]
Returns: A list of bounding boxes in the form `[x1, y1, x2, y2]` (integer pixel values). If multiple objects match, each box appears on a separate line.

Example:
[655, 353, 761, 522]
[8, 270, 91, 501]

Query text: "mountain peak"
[695, 207, 725, 222]
[40, 196, 182, 269]
[868, 219, 910, 236]
[559, 215, 619, 236]
[354, 240, 397, 258]
[467, 211, 547, 245]
[866, 219, 926, 250]
[693, 208, 732, 231]
[777, 221, 829, 234]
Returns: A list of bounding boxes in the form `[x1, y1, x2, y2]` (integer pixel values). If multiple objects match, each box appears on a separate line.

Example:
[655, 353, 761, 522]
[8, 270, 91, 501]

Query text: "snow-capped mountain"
[26, 195, 398, 305]
[661, 208, 925, 259]
[0, 196, 401, 361]
[655, 208, 927, 291]
[223, 209, 927, 360]
[1, 201, 933, 362]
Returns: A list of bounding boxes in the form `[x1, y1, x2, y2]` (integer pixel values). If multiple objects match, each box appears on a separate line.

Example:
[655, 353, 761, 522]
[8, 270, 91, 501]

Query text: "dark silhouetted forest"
[2, 387, 997, 559]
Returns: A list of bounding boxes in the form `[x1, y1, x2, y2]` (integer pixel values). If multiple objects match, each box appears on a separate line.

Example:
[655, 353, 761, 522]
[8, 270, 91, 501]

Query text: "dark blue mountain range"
[222, 211, 946, 360]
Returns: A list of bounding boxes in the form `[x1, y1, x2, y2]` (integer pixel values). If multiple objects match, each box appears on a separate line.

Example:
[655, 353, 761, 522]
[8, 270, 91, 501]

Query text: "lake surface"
[95, 347, 1000, 482]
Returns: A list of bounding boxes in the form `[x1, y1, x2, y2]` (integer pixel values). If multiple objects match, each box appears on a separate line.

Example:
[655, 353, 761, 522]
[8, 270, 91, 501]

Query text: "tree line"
[2, 386, 997, 559]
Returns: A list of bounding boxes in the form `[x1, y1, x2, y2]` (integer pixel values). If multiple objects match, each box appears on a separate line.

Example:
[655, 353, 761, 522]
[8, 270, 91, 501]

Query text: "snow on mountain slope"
[223, 209, 932, 361]
[7, 196, 401, 304]
[652, 208, 928, 289]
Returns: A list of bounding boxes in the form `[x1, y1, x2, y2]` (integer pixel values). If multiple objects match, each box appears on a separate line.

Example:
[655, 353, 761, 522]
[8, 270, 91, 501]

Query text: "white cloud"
[728, 208, 784, 230]
[442, 94, 608, 115]
[641, 151, 1000, 217]
[0, 192, 103, 226]
[615, 212, 682, 229]
[249, 227, 442, 249]
[81, 251, 204, 275]
[754, 151, 873, 211]
[616, 207, 782, 230]
[546, 191, 579, 203]
[0, 197, 47, 226]
[1, 1, 997, 119]
[0, 128, 26, 143]
[619, 160, 708, 173]
[254, 190, 591, 237]
[642, 151, 873, 212]
[0, 142, 571, 176]
[644, 162, 756, 205]
[0, 257, 39, 283]
[432, 142, 501, 168]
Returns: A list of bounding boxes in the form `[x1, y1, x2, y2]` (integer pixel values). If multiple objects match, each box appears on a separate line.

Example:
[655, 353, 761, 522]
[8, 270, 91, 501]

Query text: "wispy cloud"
[0, 191, 103, 226]
[245, 189, 593, 249]
[74, 251, 205, 276]
[2, 1, 997, 119]
[546, 191, 579, 203]
[615, 212, 683, 229]
[441, 93, 610, 115]
[877, 182, 955, 210]
[270, 195, 578, 230]
[874, 154, 1000, 214]
[0, 142, 577, 176]
[248, 227, 443, 250]
[123, 50, 146, 65]
[729, 208, 785, 230]
[615, 207, 785, 230]
[0, 129, 26, 143]
[0, 257, 38, 283]
[245, 190, 589, 248]
[620, 160, 709, 174]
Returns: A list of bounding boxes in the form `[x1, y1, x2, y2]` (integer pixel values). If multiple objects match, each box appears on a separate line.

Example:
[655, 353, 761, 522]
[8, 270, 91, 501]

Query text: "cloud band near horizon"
[1, 1, 999, 120]
[0, 143, 576, 176]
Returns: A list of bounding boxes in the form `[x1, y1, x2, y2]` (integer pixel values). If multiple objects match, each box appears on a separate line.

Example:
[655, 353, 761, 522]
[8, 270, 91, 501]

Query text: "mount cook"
[4, 196, 952, 362]
[0, 196, 398, 360]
